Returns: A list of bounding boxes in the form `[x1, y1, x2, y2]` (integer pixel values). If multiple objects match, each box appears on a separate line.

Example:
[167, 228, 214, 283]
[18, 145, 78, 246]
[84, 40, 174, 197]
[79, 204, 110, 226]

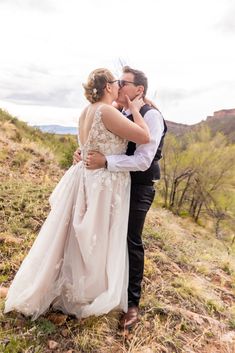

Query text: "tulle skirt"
[4, 162, 130, 319]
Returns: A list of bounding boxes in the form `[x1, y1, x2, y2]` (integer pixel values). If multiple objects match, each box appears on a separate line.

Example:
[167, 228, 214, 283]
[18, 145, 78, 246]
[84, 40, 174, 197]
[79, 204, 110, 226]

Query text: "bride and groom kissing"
[4, 65, 167, 330]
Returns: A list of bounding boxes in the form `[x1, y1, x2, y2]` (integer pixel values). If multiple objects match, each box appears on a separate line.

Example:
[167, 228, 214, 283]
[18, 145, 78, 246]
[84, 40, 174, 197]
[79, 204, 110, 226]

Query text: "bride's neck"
[99, 96, 113, 105]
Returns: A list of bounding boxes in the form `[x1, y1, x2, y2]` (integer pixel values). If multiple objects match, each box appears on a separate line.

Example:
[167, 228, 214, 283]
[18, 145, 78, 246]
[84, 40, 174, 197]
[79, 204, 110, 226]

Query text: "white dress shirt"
[106, 108, 164, 172]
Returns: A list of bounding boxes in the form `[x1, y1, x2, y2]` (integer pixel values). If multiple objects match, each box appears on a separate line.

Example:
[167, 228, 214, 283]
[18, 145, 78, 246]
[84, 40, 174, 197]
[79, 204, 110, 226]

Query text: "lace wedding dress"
[4, 107, 130, 320]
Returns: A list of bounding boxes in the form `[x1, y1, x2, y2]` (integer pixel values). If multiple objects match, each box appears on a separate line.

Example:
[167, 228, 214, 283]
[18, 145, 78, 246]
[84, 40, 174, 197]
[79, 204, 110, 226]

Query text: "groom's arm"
[86, 110, 164, 171]
[108, 110, 163, 171]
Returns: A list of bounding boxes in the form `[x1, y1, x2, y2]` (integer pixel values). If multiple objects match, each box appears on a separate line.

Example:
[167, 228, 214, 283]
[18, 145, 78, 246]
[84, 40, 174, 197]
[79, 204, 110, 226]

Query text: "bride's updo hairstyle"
[83, 68, 115, 103]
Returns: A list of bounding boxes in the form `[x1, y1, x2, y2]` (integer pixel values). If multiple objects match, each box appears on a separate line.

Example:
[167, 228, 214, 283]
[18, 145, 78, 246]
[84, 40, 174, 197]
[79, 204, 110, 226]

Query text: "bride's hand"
[125, 94, 144, 113]
[144, 97, 158, 109]
[73, 148, 82, 165]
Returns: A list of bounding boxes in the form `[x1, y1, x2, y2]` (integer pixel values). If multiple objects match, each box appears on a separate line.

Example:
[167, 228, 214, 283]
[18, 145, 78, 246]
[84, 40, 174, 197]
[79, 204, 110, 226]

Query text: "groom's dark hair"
[122, 66, 148, 97]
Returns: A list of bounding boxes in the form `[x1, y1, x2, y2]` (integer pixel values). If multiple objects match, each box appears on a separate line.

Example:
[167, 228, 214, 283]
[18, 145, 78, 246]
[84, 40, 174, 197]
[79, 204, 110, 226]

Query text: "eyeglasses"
[118, 80, 137, 88]
[108, 80, 137, 88]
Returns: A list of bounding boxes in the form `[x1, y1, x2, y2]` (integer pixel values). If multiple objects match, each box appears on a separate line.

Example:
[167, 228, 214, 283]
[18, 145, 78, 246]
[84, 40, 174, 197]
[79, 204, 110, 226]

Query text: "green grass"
[0, 180, 55, 286]
[1, 109, 235, 352]
[0, 108, 77, 169]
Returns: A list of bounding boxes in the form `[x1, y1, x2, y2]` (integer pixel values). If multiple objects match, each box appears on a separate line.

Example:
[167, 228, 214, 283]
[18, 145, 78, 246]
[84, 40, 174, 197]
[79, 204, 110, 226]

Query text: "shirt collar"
[122, 108, 131, 116]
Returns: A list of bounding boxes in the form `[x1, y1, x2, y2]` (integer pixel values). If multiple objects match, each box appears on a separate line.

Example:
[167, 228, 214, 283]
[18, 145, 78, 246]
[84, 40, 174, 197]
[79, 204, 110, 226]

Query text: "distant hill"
[37, 121, 191, 137]
[202, 109, 235, 143]
[36, 121, 191, 136]
[166, 108, 235, 142]
[35, 124, 77, 135]
[37, 108, 235, 143]
[165, 120, 191, 135]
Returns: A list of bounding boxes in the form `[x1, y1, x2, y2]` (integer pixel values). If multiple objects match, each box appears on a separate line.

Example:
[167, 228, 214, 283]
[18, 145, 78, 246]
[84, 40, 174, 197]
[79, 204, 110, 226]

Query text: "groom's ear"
[136, 85, 144, 96]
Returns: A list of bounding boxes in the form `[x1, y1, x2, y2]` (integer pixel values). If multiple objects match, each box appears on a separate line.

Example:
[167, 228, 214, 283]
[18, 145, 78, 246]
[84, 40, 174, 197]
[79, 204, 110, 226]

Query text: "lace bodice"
[79, 107, 128, 160]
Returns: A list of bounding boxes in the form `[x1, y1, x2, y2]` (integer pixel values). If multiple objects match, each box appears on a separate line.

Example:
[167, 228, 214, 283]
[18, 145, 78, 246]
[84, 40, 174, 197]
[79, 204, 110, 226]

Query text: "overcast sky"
[0, 0, 234, 127]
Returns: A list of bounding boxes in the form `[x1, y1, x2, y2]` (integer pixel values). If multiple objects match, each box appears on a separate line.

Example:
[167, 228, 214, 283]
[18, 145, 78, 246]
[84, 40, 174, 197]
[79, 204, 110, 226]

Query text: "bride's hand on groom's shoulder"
[144, 97, 158, 109]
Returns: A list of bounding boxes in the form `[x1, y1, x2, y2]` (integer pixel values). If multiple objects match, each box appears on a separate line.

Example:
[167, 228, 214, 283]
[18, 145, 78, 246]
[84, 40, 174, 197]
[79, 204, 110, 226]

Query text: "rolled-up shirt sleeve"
[106, 109, 164, 172]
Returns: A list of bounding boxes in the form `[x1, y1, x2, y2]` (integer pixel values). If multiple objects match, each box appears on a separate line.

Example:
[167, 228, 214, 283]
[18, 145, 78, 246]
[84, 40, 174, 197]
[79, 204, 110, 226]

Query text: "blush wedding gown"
[4, 106, 130, 320]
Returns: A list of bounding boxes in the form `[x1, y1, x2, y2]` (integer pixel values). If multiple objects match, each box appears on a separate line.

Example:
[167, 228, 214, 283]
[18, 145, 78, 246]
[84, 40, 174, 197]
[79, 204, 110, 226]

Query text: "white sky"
[0, 0, 234, 126]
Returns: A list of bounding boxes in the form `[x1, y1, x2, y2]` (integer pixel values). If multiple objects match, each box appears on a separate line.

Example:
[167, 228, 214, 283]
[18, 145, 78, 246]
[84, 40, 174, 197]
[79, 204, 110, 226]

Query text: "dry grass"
[1, 111, 235, 352]
[1, 207, 235, 352]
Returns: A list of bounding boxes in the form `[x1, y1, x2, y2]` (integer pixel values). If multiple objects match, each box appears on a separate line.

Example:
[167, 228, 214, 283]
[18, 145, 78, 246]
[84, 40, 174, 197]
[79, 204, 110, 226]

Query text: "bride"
[4, 68, 150, 320]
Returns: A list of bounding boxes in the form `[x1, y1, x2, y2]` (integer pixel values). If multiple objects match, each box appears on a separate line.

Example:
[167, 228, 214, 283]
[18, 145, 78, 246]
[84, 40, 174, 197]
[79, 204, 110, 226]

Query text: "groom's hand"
[85, 151, 106, 169]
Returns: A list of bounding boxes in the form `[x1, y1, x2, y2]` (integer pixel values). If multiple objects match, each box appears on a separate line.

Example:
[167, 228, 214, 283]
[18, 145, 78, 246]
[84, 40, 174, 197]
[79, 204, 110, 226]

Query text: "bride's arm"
[101, 98, 150, 144]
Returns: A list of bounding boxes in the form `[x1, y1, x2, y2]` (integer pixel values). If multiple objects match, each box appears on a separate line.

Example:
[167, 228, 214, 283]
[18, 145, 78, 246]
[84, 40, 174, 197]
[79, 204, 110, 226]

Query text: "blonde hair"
[83, 68, 115, 103]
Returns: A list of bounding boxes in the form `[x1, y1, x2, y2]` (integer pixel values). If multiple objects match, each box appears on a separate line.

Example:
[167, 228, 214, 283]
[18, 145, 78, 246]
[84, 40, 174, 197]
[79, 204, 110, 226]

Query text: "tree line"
[160, 126, 235, 239]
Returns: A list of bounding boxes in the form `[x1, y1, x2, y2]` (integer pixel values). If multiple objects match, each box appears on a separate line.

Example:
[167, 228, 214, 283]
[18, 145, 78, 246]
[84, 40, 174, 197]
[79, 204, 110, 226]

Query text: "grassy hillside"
[0, 109, 78, 169]
[0, 111, 235, 352]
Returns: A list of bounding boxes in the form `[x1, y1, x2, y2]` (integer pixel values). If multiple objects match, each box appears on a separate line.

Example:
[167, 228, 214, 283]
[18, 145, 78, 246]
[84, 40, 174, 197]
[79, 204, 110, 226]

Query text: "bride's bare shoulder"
[100, 104, 121, 119]
[100, 104, 116, 112]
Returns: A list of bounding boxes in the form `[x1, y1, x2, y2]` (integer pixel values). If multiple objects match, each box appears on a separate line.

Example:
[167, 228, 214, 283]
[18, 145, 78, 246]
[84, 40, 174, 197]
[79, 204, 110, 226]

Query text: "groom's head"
[117, 66, 148, 108]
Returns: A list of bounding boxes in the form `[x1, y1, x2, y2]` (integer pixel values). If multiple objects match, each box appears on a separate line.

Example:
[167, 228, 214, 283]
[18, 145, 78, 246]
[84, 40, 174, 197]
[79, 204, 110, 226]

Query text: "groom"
[76, 66, 167, 328]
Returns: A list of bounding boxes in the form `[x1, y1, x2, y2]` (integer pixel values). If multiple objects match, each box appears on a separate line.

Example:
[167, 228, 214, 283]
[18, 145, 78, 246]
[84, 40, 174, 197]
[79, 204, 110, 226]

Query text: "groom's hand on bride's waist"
[85, 151, 106, 170]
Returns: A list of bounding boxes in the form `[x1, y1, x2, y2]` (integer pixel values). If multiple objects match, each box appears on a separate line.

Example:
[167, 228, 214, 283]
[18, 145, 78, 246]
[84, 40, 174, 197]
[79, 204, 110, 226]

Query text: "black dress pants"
[127, 184, 155, 308]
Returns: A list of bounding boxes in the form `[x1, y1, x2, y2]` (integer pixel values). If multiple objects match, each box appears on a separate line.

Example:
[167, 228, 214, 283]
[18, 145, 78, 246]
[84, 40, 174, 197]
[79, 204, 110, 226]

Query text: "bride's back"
[78, 104, 127, 158]
[79, 104, 101, 146]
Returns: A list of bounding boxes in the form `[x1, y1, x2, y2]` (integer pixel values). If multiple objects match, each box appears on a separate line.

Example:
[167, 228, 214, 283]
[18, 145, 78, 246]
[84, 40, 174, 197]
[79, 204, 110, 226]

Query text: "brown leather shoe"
[119, 306, 139, 329]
